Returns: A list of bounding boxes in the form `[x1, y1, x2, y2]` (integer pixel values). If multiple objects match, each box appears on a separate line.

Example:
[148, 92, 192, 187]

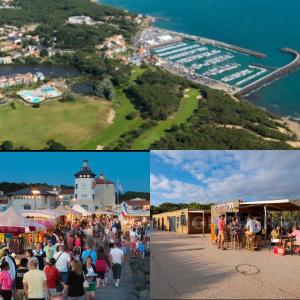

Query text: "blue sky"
[150, 150, 300, 206]
[0, 152, 150, 192]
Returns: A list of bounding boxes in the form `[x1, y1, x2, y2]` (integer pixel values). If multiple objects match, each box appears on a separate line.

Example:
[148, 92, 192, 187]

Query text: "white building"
[74, 160, 116, 211]
[74, 159, 96, 211]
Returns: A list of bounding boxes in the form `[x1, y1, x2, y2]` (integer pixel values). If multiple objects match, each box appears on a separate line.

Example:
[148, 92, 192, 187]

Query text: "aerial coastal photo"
[1, 0, 300, 149]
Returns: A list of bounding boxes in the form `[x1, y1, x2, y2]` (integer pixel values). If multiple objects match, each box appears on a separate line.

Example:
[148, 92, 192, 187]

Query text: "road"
[151, 230, 300, 299]
[95, 256, 134, 300]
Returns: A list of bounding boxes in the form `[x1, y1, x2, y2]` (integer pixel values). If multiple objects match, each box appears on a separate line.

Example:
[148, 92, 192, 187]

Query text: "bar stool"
[246, 234, 255, 251]
[231, 233, 241, 250]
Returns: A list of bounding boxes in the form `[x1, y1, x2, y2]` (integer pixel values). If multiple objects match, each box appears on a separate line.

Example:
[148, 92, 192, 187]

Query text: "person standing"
[15, 258, 29, 300]
[44, 258, 60, 297]
[63, 260, 85, 300]
[53, 245, 71, 284]
[109, 241, 124, 288]
[44, 239, 57, 264]
[23, 258, 50, 300]
[33, 242, 46, 270]
[0, 248, 16, 281]
[0, 261, 14, 300]
[217, 214, 227, 250]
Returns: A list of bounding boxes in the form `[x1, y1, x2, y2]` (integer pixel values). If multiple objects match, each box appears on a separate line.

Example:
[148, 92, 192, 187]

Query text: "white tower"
[74, 160, 96, 211]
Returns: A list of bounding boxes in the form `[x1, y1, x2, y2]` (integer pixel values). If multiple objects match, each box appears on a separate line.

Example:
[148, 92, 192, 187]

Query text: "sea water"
[101, 0, 300, 118]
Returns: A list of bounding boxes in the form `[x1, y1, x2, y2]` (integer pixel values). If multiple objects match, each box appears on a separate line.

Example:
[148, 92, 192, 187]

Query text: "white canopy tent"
[72, 204, 92, 216]
[0, 207, 45, 232]
[20, 209, 63, 220]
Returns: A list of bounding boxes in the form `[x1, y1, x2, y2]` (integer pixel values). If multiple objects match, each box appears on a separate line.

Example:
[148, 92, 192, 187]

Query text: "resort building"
[6, 186, 59, 210]
[74, 160, 116, 211]
[126, 198, 150, 211]
[0, 72, 44, 89]
[153, 208, 211, 235]
[67, 16, 99, 25]
[98, 35, 127, 58]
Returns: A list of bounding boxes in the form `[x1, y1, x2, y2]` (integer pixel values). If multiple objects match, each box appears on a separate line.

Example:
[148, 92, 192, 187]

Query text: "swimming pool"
[17, 84, 63, 104]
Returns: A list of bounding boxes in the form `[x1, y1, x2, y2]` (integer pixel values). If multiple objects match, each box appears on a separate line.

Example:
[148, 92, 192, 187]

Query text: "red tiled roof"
[94, 178, 114, 185]
[126, 198, 150, 206]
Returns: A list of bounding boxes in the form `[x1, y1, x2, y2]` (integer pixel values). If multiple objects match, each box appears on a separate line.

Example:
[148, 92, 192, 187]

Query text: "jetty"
[236, 48, 300, 96]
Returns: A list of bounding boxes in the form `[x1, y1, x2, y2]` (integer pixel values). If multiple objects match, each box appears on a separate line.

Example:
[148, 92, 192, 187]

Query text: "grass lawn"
[80, 67, 146, 149]
[131, 88, 199, 149]
[0, 99, 112, 149]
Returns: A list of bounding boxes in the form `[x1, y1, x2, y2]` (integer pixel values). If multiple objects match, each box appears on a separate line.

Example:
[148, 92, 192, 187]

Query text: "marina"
[139, 27, 300, 95]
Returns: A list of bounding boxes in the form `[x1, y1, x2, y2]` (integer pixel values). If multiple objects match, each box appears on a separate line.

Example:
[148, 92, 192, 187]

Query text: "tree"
[0, 140, 13, 150]
[92, 78, 114, 100]
[45, 139, 66, 150]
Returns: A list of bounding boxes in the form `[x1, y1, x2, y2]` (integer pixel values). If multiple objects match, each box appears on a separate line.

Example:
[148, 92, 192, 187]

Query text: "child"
[0, 261, 14, 300]
[136, 240, 145, 258]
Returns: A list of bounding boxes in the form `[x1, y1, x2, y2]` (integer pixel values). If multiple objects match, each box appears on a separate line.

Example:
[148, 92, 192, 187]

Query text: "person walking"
[83, 257, 97, 300]
[63, 260, 85, 300]
[95, 246, 110, 288]
[0, 261, 14, 300]
[23, 258, 50, 300]
[44, 258, 60, 297]
[53, 245, 71, 284]
[109, 241, 124, 288]
[81, 240, 97, 265]
[15, 258, 29, 300]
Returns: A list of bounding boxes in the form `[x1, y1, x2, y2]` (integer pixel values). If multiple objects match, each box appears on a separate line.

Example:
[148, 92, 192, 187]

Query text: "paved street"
[151, 231, 300, 299]
[95, 257, 134, 300]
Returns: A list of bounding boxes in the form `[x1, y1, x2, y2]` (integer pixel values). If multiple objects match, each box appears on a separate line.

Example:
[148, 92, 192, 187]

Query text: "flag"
[117, 180, 123, 193]
[121, 201, 129, 217]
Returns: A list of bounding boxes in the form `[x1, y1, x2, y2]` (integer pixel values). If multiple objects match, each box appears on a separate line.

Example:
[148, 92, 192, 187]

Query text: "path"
[151, 230, 300, 299]
[95, 256, 134, 300]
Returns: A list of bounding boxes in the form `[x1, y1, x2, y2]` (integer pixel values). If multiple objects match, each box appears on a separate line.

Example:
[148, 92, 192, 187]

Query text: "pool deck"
[151, 230, 300, 299]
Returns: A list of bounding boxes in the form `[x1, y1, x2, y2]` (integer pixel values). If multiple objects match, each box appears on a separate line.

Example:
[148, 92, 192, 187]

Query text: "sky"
[150, 150, 300, 206]
[0, 152, 150, 192]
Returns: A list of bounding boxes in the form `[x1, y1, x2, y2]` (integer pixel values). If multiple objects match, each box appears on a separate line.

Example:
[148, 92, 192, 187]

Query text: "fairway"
[0, 99, 112, 149]
[80, 67, 145, 150]
[131, 88, 199, 149]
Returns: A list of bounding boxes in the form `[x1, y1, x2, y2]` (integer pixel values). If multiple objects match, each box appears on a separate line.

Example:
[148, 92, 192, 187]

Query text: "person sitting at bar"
[228, 217, 242, 240]
[288, 225, 300, 246]
[245, 215, 256, 237]
[271, 225, 281, 240]
[254, 217, 262, 246]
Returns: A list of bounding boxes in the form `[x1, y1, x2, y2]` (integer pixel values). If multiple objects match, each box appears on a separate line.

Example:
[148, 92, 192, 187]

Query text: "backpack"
[96, 259, 107, 272]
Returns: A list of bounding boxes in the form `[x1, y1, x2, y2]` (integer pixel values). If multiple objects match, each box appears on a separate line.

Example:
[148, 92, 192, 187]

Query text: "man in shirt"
[53, 245, 71, 284]
[44, 239, 57, 264]
[81, 239, 97, 265]
[110, 241, 124, 288]
[217, 214, 226, 250]
[23, 258, 50, 300]
[15, 258, 29, 300]
[245, 215, 256, 236]
[33, 242, 46, 270]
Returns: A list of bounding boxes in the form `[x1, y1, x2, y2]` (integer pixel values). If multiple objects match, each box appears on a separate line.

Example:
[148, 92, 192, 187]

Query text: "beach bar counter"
[211, 199, 300, 240]
[153, 208, 211, 236]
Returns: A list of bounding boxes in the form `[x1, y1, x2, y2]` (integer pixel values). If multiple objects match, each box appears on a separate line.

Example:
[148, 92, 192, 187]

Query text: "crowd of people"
[0, 216, 150, 300]
[214, 214, 300, 251]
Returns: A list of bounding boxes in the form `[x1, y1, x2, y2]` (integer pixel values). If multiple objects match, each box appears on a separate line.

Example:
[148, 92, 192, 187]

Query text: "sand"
[107, 109, 115, 124]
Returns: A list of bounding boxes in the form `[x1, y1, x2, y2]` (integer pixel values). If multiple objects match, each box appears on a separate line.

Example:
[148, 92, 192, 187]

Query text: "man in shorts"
[217, 214, 227, 250]
[109, 241, 124, 288]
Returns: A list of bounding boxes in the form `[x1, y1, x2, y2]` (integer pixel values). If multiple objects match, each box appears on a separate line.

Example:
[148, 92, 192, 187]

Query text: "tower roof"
[74, 160, 96, 178]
